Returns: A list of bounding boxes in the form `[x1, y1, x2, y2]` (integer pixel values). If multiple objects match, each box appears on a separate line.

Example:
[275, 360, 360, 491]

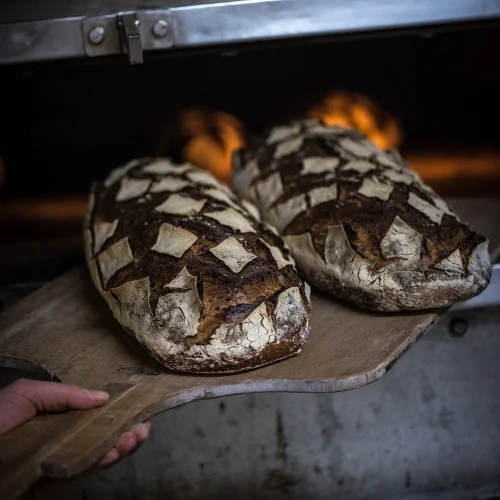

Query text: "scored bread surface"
[84, 158, 311, 373]
[232, 120, 491, 311]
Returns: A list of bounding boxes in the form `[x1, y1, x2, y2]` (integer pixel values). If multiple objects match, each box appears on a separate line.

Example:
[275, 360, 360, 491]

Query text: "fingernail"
[99, 449, 119, 467]
[92, 390, 110, 403]
[134, 424, 149, 441]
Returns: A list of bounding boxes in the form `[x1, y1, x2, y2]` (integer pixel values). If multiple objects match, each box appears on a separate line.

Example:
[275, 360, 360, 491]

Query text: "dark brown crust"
[232, 120, 491, 311]
[85, 159, 311, 373]
[238, 127, 485, 272]
[95, 173, 298, 336]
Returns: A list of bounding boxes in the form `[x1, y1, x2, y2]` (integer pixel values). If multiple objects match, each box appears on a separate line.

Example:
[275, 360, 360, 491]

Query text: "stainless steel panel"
[1, 0, 499, 65]
[173, 0, 500, 46]
[0, 17, 83, 64]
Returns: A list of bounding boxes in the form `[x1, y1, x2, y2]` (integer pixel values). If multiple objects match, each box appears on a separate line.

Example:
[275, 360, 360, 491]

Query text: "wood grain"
[0, 197, 498, 499]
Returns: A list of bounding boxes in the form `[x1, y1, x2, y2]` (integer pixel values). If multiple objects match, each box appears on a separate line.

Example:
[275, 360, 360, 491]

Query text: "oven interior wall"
[1, 23, 499, 199]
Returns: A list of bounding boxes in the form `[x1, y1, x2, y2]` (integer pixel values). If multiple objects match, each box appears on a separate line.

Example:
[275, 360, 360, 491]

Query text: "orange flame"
[180, 91, 402, 182]
[180, 109, 246, 184]
[308, 90, 402, 150]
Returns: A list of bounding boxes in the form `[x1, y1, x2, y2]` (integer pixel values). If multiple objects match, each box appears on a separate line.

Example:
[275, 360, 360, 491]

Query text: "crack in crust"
[231, 119, 491, 311]
[84, 158, 311, 373]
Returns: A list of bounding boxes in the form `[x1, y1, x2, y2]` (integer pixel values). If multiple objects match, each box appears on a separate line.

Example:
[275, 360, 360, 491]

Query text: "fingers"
[99, 448, 120, 467]
[98, 421, 151, 468]
[132, 421, 151, 444]
[0, 378, 152, 475]
[116, 421, 150, 455]
[97, 432, 137, 468]
[22, 380, 109, 413]
[0, 379, 109, 435]
[116, 431, 138, 456]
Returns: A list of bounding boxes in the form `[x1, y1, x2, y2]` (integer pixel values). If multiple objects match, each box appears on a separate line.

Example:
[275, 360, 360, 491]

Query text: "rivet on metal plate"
[152, 19, 169, 38]
[88, 26, 106, 45]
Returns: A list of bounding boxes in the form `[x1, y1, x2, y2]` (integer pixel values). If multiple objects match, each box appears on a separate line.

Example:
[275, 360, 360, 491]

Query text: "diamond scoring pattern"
[233, 119, 469, 275]
[209, 237, 257, 273]
[90, 159, 296, 286]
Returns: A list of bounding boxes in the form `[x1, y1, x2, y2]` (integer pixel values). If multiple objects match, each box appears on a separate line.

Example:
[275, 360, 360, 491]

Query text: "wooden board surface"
[0, 197, 499, 499]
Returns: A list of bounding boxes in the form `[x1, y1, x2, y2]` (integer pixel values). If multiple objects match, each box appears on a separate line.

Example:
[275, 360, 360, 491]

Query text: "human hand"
[0, 378, 150, 467]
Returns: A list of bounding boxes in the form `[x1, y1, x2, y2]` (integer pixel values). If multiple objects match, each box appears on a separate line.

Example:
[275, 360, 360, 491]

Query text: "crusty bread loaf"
[232, 120, 491, 311]
[84, 158, 311, 373]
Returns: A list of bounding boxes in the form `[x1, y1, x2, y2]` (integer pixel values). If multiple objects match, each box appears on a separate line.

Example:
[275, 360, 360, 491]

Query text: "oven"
[0, 1, 499, 499]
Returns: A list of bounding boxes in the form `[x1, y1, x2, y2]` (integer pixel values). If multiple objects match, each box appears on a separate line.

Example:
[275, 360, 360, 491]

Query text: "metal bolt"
[449, 317, 468, 338]
[88, 26, 106, 45]
[152, 19, 169, 38]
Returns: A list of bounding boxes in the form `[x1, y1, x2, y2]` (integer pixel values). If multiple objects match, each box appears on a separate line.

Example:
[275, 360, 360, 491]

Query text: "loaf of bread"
[84, 158, 311, 373]
[232, 120, 491, 311]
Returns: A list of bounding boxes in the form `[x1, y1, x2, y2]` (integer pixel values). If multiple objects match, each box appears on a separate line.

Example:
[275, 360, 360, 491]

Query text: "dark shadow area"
[0, 355, 61, 389]
[0, 24, 499, 198]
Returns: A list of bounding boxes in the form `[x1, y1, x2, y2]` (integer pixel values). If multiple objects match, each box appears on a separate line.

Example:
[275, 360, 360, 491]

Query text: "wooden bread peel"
[0, 198, 498, 500]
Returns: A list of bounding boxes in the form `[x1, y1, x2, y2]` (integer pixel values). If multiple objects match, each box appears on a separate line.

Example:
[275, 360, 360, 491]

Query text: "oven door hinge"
[82, 10, 174, 65]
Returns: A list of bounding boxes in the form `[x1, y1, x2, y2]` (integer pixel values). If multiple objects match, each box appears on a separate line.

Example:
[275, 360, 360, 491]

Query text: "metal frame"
[1, 0, 500, 65]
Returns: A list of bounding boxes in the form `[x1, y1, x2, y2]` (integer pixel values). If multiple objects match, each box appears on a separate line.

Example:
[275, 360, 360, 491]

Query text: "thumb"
[0, 379, 109, 435]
